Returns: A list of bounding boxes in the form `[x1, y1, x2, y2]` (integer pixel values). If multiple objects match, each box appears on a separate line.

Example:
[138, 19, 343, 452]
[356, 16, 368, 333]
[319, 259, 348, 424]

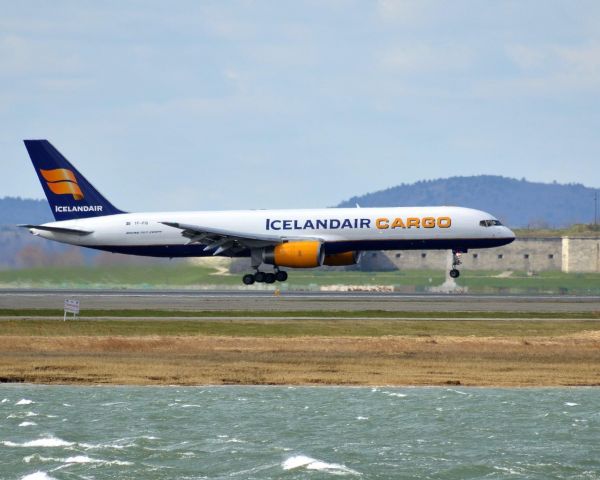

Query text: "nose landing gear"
[449, 250, 463, 278]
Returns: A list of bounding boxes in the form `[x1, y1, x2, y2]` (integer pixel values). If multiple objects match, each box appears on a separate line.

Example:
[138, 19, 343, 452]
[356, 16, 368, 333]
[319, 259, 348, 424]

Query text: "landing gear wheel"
[264, 273, 276, 284]
[242, 274, 255, 285]
[275, 270, 288, 282]
[450, 249, 463, 279]
[254, 271, 266, 283]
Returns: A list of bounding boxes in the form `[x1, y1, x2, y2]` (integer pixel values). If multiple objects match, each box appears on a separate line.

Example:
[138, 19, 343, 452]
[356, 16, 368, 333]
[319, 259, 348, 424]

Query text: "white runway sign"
[63, 298, 80, 320]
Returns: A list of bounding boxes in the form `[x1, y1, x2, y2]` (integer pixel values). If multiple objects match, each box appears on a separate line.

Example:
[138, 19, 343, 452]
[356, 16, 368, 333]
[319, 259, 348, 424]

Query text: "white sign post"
[63, 299, 80, 321]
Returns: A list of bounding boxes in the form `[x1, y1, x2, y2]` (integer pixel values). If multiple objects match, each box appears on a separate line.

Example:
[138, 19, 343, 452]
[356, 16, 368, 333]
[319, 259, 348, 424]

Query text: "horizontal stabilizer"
[19, 224, 93, 236]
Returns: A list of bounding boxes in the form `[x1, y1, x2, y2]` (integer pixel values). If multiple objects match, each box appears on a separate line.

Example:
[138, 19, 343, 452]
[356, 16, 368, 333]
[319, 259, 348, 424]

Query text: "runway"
[1, 289, 599, 313]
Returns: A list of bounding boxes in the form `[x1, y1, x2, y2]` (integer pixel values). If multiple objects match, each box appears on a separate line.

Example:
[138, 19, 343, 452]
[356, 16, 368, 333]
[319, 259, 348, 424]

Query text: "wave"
[385, 392, 407, 398]
[20, 472, 57, 480]
[19, 421, 37, 427]
[372, 389, 406, 398]
[16, 399, 35, 405]
[3, 436, 73, 448]
[78, 437, 140, 450]
[24, 454, 133, 466]
[446, 389, 469, 395]
[493, 465, 522, 475]
[282, 455, 361, 475]
[65, 455, 133, 466]
[225, 438, 245, 443]
[7, 411, 38, 418]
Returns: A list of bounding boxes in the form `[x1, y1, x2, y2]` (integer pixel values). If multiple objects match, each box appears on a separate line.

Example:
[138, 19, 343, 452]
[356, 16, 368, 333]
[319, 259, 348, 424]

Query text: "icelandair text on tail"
[55, 205, 103, 213]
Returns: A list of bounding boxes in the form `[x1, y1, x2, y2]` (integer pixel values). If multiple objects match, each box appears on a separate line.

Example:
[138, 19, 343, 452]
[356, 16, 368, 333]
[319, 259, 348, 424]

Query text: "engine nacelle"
[323, 251, 361, 266]
[263, 241, 324, 268]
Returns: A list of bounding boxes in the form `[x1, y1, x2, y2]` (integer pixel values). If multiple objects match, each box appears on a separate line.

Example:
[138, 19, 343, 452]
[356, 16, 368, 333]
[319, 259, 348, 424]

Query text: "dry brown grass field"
[1, 317, 599, 386]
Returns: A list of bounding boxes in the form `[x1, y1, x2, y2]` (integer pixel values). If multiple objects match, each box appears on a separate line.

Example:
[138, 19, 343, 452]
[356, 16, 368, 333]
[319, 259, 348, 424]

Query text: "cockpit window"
[479, 219, 502, 227]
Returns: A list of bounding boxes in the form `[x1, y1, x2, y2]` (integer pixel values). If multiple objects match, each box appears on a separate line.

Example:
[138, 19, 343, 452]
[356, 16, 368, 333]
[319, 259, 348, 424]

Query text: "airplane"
[21, 140, 515, 285]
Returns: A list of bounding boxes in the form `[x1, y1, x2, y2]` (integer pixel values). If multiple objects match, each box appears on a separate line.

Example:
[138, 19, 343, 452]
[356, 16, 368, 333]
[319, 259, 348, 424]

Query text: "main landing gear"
[449, 249, 462, 278]
[242, 269, 288, 285]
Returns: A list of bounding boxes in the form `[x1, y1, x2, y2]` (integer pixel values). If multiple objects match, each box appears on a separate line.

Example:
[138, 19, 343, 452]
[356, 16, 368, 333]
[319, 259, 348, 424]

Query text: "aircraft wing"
[161, 221, 285, 255]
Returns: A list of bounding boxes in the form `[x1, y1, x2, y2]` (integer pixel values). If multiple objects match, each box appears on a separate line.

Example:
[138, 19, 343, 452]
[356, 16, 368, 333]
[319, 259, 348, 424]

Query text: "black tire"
[449, 269, 460, 278]
[242, 274, 255, 285]
[264, 273, 276, 284]
[254, 271, 266, 283]
[275, 271, 288, 282]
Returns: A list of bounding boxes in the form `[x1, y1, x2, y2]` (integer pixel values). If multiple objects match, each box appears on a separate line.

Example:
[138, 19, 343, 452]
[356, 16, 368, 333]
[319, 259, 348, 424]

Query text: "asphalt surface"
[1, 289, 599, 313]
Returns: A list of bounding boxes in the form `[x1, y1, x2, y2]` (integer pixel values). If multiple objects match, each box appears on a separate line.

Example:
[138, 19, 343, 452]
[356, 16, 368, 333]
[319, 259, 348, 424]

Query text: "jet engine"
[262, 241, 324, 268]
[323, 251, 361, 266]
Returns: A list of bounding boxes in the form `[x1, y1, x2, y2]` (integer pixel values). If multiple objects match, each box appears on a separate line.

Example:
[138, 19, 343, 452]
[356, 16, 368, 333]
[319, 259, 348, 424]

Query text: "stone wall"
[562, 237, 600, 273]
[380, 237, 599, 273]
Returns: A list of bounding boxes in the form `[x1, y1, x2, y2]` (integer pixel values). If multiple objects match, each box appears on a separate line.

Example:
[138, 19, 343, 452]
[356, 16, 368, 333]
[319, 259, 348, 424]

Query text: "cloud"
[505, 45, 548, 70]
[2, 1, 600, 208]
[376, 0, 436, 24]
[0, 35, 82, 77]
[557, 44, 600, 77]
[491, 43, 600, 96]
[36, 77, 92, 93]
[379, 44, 474, 74]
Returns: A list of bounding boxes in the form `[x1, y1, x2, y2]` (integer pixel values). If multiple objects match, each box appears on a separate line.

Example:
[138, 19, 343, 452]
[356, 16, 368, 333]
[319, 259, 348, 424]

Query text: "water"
[1, 386, 598, 479]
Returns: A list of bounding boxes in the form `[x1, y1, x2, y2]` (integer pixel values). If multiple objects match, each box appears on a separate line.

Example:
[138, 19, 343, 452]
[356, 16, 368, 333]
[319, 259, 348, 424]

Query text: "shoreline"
[2, 382, 600, 388]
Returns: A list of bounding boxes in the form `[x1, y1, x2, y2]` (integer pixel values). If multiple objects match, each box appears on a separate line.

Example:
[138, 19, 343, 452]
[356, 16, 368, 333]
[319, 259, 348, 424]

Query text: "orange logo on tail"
[40, 168, 84, 200]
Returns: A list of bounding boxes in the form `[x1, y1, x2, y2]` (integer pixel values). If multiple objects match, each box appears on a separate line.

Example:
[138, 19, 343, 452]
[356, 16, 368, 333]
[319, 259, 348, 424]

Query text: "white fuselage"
[29, 206, 515, 258]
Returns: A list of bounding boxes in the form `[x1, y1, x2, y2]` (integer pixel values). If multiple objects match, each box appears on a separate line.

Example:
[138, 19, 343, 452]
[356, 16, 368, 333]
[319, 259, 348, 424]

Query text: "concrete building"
[378, 236, 600, 273]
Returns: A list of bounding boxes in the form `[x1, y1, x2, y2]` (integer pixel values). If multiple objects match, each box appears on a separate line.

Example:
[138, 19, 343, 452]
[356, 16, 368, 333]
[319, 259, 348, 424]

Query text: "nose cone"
[503, 226, 516, 242]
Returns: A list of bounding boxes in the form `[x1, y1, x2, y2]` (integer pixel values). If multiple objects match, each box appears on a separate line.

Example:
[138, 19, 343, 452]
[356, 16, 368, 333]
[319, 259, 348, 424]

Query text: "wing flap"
[160, 221, 280, 255]
[161, 221, 329, 256]
[161, 222, 324, 256]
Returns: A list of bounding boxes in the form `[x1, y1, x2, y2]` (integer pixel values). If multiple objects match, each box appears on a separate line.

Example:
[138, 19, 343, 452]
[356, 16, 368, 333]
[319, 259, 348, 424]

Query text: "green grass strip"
[0, 308, 598, 319]
[0, 318, 599, 337]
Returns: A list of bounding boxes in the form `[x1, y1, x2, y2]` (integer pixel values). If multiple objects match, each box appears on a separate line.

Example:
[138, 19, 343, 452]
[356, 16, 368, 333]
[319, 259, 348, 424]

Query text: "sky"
[1, 0, 600, 212]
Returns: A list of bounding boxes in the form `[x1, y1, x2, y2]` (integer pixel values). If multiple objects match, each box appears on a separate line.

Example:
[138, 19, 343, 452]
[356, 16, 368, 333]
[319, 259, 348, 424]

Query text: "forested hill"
[338, 176, 598, 228]
[0, 197, 52, 225]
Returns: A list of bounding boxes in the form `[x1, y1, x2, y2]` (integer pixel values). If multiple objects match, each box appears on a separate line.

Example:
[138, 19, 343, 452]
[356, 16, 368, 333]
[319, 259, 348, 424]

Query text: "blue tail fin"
[24, 140, 124, 221]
